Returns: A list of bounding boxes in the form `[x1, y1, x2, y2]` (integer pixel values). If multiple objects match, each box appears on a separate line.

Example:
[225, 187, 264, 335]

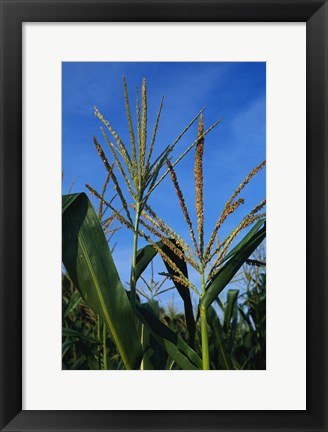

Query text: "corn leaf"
[135, 241, 196, 346]
[135, 243, 158, 278]
[207, 306, 232, 370]
[63, 289, 82, 319]
[62, 193, 143, 370]
[224, 289, 239, 330]
[141, 300, 167, 370]
[62, 328, 102, 345]
[201, 222, 266, 310]
[221, 219, 265, 265]
[136, 302, 202, 370]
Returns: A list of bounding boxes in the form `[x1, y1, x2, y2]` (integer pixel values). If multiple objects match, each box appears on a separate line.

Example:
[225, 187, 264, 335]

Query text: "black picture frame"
[0, 1, 327, 431]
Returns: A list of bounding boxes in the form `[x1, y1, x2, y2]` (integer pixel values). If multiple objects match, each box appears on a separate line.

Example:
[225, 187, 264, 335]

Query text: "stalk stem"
[200, 271, 210, 370]
[130, 202, 141, 317]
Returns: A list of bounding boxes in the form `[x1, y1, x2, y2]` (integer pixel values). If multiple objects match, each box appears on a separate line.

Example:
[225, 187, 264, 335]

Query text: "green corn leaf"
[141, 300, 167, 370]
[238, 306, 255, 333]
[135, 241, 196, 346]
[71, 356, 87, 370]
[135, 243, 158, 278]
[63, 289, 82, 319]
[226, 290, 239, 352]
[207, 306, 232, 370]
[221, 219, 265, 265]
[223, 289, 239, 330]
[88, 356, 100, 370]
[136, 302, 202, 370]
[62, 340, 74, 359]
[161, 240, 196, 347]
[62, 328, 102, 345]
[62, 193, 143, 370]
[201, 222, 266, 310]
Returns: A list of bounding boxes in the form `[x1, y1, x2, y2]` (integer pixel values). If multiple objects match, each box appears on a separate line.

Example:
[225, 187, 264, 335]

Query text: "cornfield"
[62, 77, 266, 370]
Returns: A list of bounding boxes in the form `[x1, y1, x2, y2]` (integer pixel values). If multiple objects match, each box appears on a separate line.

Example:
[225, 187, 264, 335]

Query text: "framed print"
[0, 0, 327, 431]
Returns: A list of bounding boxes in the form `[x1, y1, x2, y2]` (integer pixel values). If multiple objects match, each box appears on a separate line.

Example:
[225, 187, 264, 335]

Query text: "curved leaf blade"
[135, 241, 196, 346]
[141, 300, 167, 370]
[62, 193, 143, 370]
[202, 222, 266, 310]
[161, 241, 196, 347]
[62, 328, 102, 345]
[63, 289, 82, 319]
[135, 243, 159, 279]
[207, 306, 232, 370]
[136, 302, 202, 370]
[221, 219, 265, 265]
[224, 289, 239, 330]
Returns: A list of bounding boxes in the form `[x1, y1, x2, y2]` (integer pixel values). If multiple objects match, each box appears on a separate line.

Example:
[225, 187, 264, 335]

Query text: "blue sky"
[62, 62, 266, 311]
